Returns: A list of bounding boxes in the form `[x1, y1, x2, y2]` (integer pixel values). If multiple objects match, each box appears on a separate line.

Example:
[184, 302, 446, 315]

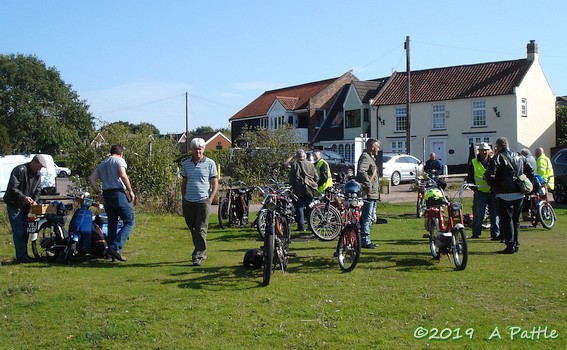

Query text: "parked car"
[55, 163, 71, 177]
[381, 153, 423, 186]
[551, 148, 567, 203]
[305, 150, 355, 182]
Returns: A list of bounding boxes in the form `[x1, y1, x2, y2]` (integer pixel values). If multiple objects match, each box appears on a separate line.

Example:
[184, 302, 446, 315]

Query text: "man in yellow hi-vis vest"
[535, 148, 554, 191]
[466, 143, 500, 239]
[313, 150, 333, 193]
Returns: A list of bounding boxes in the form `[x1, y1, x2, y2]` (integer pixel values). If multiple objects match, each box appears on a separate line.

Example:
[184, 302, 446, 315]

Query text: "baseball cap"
[478, 143, 491, 150]
[32, 154, 48, 168]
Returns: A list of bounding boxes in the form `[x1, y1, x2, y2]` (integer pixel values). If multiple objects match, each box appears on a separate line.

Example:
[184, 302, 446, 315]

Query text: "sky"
[2, 0, 565, 135]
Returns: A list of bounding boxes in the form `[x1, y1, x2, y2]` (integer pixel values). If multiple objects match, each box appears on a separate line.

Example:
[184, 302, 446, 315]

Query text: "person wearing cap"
[3, 154, 47, 263]
[89, 145, 135, 262]
[467, 143, 499, 239]
[287, 149, 318, 232]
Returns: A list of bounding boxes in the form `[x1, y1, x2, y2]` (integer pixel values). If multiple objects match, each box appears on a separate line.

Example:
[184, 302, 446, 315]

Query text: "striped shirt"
[181, 156, 217, 202]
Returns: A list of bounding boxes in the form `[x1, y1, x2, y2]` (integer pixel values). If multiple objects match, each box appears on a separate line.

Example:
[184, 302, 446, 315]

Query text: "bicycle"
[256, 184, 296, 286]
[415, 173, 439, 218]
[526, 175, 556, 229]
[308, 185, 343, 241]
[218, 179, 253, 229]
[255, 178, 295, 239]
[336, 180, 363, 272]
[422, 183, 472, 271]
[28, 201, 70, 262]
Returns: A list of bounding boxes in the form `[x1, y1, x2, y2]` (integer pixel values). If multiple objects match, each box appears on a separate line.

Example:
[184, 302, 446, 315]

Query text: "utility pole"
[405, 36, 411, 155]
[185, 92, 189, 154]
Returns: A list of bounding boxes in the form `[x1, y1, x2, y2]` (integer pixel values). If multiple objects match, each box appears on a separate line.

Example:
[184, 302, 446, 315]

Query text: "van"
[0, 154, 58, 198]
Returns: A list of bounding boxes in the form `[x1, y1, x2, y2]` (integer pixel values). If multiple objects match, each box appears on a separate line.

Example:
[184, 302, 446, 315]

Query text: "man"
[356, 138, 381, 249]
[520, 148, 537, 220]
[485, 137, 534, 254]
[3, 155, 47, 263]
[89, 145, 135, 262]
[467, 143, 499, 239]
[424, 152, 443, 177]
[288, 149, 318, 232]
[313, 150, 333, 193]
[181, 138, 218, 266]
[535, 147, 554, 191]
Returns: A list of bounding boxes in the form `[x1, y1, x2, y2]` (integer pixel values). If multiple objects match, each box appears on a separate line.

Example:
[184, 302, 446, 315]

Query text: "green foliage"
[101, 121, 160, 135]
[229, 125, 302, 185]
[556, 106, 567, 146]
[0, 124, 10, 155]
[0, 54, 95, 154]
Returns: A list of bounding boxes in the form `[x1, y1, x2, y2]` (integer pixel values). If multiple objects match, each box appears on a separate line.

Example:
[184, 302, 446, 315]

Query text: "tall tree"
[0, 54, 95, 154]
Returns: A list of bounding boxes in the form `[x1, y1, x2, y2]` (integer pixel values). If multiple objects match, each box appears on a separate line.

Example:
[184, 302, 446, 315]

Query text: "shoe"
[490, 236, 502, 241]
[108, 248, 127, 262]
[498, 247, 515, 254]
[469, 235, 481, 239]
[362, 243, 378, 249]
[514, 246, 519, 253]
[192, 257, 203, 266]
[332, 251, 338, 257]
[16, 256, 34, 264]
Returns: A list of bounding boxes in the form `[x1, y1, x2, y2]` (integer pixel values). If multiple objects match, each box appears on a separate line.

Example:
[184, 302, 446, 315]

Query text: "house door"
[429, 139, 447, 169]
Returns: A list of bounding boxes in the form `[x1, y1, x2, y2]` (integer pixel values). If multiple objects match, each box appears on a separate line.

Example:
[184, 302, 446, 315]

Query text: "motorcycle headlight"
[266, 201, 277, 211]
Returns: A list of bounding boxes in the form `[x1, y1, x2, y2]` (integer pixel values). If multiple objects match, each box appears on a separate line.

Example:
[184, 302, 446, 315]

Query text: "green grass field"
[1, 200, 566, 349]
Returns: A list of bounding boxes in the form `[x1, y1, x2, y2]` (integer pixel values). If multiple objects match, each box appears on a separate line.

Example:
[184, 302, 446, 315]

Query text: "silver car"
[381, 153, 423, 186]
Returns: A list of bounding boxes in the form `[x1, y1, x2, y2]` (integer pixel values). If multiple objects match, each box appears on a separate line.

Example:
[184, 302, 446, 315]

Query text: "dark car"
[551, 148, 567, 203]
[306, 150, 355, 182]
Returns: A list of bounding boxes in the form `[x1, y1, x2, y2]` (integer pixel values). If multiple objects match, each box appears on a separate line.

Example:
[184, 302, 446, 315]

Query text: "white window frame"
[390, 140, 406, 153]
[521, 98, 528, 117]
[472, 100, 486, 127]
[432, 104, 446, 130]
[394, 107, 407, 132]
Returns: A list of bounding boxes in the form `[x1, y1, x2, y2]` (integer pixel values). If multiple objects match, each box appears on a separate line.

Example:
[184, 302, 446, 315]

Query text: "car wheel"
[58, 171, 67, 178]
[553, 180, 567, 204]
[391, 171, 401, 186]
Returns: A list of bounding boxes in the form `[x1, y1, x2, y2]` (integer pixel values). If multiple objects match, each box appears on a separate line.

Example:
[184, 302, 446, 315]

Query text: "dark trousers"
[182, 200, 209, 259]
[497, 197, 523, 249]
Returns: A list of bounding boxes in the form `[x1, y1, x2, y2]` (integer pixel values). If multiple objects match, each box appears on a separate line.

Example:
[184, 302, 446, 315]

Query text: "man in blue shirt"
[181, 138, 218, 266]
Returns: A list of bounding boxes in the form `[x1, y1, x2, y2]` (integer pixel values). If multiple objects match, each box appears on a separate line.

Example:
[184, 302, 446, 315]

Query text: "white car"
[381, 153, 423, 186]
[55, 163, 71, 177]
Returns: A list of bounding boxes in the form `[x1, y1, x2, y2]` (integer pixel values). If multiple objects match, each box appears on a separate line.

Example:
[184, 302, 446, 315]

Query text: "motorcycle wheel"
[452, 227, 468, 271]
[31, 223, 67, 262]
[428, 217, 440, 260]
[262, 223, 275, 286]
[218, 198, 230, 229]
[64, 241, 77, 263]
[309, 203, 341, 241]
[537, 201, 556, 230]
[336, 224, 361, 272]
[416, 197, 425, 218]
[256, 209, 267, 239]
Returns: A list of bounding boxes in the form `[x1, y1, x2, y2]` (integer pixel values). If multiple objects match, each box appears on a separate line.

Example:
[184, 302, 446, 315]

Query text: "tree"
[0, 54, 95, 154]
[557, 106, 567, 146]
[229, 125, 302, 185]
[0, 124, 10, 155]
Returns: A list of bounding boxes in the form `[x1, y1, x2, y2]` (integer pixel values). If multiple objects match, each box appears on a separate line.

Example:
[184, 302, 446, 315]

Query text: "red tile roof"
[373, 59, 533, 105]
[230, 77, 341, 121]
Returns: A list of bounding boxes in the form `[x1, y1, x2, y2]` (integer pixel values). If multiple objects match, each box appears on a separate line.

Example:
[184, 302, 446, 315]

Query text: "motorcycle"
[64, 193, 109, 262]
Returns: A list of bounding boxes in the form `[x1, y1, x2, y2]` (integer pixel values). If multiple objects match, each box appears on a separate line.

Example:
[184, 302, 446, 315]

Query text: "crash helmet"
[243, 248, 263, 269]
[344, 180, 362, 197]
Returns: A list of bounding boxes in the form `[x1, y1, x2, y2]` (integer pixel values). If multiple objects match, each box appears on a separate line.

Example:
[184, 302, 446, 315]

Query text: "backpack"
[91, 223, 108, 257]
[295, 162, 318, 199]
[501, 152, 533, 195]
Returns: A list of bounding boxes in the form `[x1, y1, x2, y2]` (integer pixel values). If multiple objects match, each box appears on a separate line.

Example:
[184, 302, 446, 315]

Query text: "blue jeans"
[7, 205, 29, 260]
[295, 195, 312, 231]
[361, 199, 377, 245]
[103, 191, 135, 252]
[472, 191, 499, 237]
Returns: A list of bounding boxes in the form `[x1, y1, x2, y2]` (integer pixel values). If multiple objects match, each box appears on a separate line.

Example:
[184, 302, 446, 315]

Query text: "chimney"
[527, 40, 538, 61]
